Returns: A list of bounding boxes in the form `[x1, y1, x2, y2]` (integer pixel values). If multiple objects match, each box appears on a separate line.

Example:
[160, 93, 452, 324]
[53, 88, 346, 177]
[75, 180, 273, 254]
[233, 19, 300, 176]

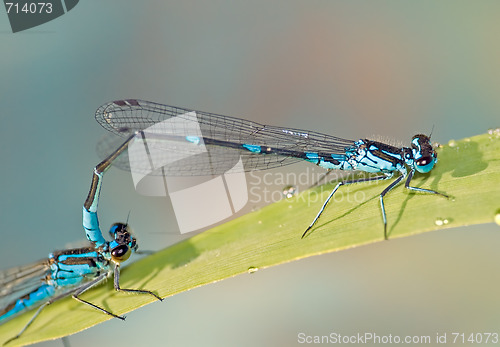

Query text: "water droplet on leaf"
[434, 218, 449, 226]
[247, 267, 259, 274]
[495, 210, 500, 226]
[282, 185, 298, 199]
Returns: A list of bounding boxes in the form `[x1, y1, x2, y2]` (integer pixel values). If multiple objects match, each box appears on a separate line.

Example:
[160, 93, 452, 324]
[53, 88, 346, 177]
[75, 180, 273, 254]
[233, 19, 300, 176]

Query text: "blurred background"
[1, 1, 499, 346]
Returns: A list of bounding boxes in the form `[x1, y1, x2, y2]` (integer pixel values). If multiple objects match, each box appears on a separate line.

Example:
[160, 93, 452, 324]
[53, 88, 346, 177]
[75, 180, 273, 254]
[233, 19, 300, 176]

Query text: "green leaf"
[1, 132, 499, 346]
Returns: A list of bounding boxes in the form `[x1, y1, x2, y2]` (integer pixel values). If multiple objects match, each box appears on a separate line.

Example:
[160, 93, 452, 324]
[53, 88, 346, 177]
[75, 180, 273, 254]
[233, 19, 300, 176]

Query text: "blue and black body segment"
[0, 247, 103, 324]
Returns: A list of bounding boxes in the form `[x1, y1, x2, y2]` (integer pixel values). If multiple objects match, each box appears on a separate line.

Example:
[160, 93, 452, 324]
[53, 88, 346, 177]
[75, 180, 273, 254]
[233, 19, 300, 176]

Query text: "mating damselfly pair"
[0, 99, 447, 343]
[0, 134, 162, 345]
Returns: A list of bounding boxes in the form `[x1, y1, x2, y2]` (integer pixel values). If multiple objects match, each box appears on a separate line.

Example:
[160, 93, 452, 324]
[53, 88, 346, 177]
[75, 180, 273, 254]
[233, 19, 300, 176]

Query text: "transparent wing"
[95, 99, 355, 176]
[0, 260, 50, 312]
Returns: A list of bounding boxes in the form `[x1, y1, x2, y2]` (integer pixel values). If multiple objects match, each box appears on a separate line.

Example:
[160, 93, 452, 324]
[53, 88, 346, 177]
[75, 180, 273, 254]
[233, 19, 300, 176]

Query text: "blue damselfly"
[95, 99, 449, 239]
[0, 135, 162, 344]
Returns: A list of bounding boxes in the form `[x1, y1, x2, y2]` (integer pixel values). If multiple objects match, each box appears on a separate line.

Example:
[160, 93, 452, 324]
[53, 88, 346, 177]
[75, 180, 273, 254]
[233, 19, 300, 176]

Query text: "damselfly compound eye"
[416, 156, 432, 166]
[111, 245, 132, 262]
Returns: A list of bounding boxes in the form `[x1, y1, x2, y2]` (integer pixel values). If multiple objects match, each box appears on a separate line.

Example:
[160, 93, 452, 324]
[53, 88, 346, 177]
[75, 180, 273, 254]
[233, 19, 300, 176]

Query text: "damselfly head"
[411, 134, 437, 173]
[109, 222, 138, 263]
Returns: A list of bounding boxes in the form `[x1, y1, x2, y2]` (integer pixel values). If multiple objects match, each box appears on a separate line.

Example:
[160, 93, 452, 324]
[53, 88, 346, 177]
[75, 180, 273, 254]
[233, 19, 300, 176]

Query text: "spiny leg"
[72, 264, 163, 321]
[4, 302, 50, 345]
[379, 175, 405, 241]
[72, 273, 126, 320]
[380, 170, 449, 240]
[405, 169, 449, 198]
[5, 275, 118, 345]
[113, 264, 163, 301]
[302, 174, 391, 238]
